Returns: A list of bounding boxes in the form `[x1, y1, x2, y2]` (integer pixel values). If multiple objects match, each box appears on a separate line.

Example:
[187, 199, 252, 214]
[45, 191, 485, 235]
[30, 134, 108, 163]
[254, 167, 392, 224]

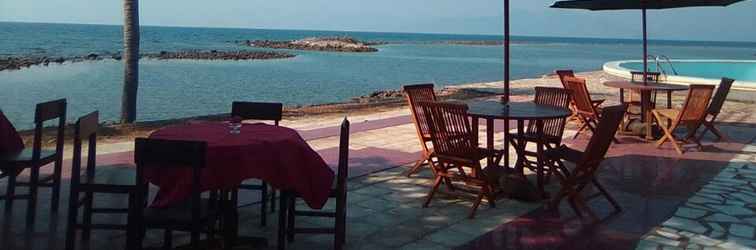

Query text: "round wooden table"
[603, 81, 688, 139]
[466, 100, 571, 196]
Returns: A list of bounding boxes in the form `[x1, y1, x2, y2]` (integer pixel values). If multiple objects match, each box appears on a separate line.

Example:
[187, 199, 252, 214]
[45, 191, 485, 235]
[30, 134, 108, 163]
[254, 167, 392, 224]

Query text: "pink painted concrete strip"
[297, 115, 412, 141]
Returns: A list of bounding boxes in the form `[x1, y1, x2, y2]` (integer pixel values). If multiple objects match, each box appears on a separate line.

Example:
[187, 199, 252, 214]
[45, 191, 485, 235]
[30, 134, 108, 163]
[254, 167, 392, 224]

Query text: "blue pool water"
[620, 61, 756, 83]
[2, 22, 756, 128]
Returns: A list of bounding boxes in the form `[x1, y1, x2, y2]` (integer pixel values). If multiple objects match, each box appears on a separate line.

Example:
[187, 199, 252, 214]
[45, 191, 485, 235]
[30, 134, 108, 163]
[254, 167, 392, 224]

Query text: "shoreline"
[16, 70, 756, 148]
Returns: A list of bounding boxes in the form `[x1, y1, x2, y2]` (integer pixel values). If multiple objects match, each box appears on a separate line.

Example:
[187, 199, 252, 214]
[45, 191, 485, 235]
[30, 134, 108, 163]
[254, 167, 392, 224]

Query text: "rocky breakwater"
[0, 50, 294, 72]
[142, 50, 294, 60]
[0, 53, 115, 72]
[247, 37, 380, 52]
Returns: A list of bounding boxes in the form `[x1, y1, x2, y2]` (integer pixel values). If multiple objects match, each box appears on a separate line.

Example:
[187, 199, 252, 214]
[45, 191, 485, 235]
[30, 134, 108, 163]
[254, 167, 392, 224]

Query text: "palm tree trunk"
[121, 0, 140, 123]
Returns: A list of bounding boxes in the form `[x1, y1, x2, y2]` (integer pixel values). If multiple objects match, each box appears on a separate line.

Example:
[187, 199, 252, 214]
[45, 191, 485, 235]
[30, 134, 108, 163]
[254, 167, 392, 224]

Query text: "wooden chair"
[419, 101, 505, 219]
[1, 98, 66, 223]
[652, 85, 715, 154]
[402, 83, 438, 177]
[283, 118, 349, 250]
[624, 71, 661, 128]
[230, 101, 282, 226]
[630, 71, 661, 83]
[134, 138, 225, 250]
[698, 78, 735, 141]
[65, 111, 140, 250]
[563, 77, 619, 143]
[545, 104, 626, 218]
[511, 87, 572, 176]
[556, 70, 603, 122]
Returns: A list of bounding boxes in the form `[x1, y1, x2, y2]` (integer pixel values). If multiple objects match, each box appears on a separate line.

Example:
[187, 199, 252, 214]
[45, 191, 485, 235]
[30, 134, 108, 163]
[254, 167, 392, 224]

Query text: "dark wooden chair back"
[134, 138, 207, 214]
[336, 118, 350, 194]
[630, 71, 661, 83]
[527, 87, 572, 139]
[72, 111, 99, 183]
[707, 78, 734, 115]
[563, 76, 596, 115]
[403, 84, 437, 141]
[555, 70, 575, 88]
[231, 101, 283, 125]
[419, 101, 477, 160]
[33, 98, 67, 160]
[573, 104, 626, 180]
[677, 85, 715, 123]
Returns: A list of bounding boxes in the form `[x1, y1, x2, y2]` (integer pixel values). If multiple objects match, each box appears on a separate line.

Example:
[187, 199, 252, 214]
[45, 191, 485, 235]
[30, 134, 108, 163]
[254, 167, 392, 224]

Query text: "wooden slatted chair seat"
[1, 149, 57, 165]
[142, 199, 219, 227]
[652, 108, 680, 119]
[544, 145, 583, 164]
[77, 165, 136, 189]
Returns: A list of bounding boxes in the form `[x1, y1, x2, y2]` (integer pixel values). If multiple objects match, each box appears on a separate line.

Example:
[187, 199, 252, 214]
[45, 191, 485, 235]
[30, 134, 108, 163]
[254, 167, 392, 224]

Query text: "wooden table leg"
[472, 118, 479, 146]
[486, 118, 494, 167]
[515, 120, 525, 175]
[619, 88, 626, 132]
[536, 120, 546, 198]
[277, 191, 288, 250]
[504, 118, 510, 168]
[641, 90, 654, 140]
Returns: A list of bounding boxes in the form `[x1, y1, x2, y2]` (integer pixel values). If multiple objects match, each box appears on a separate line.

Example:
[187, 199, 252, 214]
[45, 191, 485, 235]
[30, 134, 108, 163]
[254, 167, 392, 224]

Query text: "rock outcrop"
[0, 50, 294, 72]
[247, 37, 380, 52]
[142, 50, 294, 60]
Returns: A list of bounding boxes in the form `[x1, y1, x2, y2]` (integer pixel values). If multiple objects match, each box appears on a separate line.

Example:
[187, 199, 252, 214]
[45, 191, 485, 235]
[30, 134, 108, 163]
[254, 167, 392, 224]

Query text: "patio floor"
[1, 95, 755, 250]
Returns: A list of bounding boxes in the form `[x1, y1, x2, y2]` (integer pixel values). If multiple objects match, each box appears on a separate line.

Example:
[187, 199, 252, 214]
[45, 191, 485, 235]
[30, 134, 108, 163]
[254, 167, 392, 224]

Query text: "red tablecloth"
[146, 122, 334, 209]
[0, 111, 24, 154]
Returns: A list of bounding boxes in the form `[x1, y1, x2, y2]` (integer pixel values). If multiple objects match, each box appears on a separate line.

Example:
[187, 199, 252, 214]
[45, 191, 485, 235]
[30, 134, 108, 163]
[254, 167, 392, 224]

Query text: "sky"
[1, 0, 755, 42]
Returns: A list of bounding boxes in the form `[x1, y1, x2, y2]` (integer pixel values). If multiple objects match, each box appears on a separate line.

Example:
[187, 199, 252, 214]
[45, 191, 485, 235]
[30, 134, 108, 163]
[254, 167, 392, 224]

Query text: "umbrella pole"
[504, 0, 510, 102]
[642, 8, 648, 85]
[503, 0, 511, 168]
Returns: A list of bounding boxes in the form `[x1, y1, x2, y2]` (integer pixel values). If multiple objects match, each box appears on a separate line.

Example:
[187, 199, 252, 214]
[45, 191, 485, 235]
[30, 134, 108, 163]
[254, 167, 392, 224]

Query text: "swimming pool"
[604, 60, 756, 90]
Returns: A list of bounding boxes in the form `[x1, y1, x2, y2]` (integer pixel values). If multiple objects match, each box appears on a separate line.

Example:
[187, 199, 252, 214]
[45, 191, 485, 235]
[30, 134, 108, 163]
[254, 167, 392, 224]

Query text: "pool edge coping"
[603, 60, 756, 91]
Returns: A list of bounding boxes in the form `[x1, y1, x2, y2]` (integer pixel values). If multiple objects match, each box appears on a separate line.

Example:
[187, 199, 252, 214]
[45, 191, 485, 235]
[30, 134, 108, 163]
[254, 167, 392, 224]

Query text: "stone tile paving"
[636, 144, 756, 250]
[238, 166, 542, 250]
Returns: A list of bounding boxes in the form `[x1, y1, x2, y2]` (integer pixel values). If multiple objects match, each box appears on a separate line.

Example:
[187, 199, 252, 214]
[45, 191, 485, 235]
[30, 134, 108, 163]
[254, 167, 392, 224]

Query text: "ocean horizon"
[2, 21, 755, 128]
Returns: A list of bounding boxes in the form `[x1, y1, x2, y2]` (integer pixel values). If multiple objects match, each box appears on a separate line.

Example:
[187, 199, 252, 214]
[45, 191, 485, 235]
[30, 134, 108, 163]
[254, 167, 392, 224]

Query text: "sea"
[1, 22, 755, 129]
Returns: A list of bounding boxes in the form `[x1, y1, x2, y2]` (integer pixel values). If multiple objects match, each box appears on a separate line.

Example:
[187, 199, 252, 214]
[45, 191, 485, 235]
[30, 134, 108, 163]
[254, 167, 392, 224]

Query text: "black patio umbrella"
[550, 0, 747, 83]
[504, 0, 512, 102]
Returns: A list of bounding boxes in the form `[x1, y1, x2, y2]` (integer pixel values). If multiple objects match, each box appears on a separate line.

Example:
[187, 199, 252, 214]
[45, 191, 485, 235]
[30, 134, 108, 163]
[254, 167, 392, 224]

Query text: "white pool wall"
[603, 60, 756, 91]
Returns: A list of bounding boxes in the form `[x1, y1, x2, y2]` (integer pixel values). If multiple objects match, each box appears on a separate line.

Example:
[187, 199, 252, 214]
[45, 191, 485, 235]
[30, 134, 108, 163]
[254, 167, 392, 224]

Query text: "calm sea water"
[2, 22, 756, 128]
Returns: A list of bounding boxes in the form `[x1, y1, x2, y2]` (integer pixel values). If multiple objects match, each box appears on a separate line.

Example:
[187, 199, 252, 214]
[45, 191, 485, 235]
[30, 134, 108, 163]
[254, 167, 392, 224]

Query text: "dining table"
[146, 121, 334, 249]
[466, 100, 571, 197]
[603, 80, 689, 139]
